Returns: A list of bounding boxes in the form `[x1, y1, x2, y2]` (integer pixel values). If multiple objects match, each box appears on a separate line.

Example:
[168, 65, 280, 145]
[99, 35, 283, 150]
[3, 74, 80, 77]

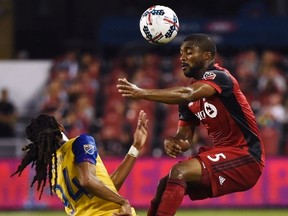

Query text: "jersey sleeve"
[72, 134, 98, 165]
[178, 104, 200, 126]
[199, 70, 233, 97]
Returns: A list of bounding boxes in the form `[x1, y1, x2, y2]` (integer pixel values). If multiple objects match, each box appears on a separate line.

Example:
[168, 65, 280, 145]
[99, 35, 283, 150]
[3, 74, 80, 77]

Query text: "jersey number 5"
[207, 153, 226, 162]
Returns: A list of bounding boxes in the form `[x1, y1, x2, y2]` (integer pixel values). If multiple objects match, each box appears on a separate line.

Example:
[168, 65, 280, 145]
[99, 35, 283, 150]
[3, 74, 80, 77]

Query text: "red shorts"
[187, 146, 264, 200]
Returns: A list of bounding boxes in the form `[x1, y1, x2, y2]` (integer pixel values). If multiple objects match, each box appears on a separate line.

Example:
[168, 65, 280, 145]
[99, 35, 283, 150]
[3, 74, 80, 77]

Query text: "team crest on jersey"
[83, 144, 95, 155]
[204, 102, 217, 118]
[195, 101, 218, 120]
[203, 71, 216, 80]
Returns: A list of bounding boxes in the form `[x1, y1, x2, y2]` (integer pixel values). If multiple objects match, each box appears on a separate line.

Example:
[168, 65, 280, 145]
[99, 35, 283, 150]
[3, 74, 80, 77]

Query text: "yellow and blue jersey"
[52, 134, 136, 216]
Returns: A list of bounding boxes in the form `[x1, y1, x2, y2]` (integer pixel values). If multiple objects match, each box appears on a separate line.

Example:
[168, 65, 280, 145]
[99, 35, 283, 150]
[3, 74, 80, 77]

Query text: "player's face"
[180, 41, 207, 78]
[57, 123, 66, 143]
[58, 123, 65, 133]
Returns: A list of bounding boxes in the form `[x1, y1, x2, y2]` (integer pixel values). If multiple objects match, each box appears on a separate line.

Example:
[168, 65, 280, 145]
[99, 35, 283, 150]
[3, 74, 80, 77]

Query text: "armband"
[128, 145, 139, 158]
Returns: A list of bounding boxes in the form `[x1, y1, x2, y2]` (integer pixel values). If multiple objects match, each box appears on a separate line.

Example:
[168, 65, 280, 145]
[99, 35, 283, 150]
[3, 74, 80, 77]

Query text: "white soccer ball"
[139, 5, 180, 45]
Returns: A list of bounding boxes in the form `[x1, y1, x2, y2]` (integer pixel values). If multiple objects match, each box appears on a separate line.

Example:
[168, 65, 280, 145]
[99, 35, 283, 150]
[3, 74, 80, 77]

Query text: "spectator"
[257, 93, 286, 155]
[0, 88, 18, 137]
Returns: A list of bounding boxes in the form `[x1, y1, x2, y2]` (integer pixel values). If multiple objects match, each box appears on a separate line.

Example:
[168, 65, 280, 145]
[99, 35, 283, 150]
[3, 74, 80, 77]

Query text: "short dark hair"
[183, 34, 217, 57]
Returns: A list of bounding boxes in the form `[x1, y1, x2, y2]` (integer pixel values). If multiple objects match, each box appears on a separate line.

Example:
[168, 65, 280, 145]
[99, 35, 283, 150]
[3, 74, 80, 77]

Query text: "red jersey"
[178, 64, 265, 166]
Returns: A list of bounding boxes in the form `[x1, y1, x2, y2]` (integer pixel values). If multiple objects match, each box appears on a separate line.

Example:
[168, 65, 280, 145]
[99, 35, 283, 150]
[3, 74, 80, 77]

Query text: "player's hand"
[117, 78, 144, 99]
[112, 200, 133, 216]
[164, 137, 189, 158]
[132, 110, 148, 150]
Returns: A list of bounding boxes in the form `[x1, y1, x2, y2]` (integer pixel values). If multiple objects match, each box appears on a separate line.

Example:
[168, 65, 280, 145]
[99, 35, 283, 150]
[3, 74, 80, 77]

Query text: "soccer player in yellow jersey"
[11, 110, 148, 216]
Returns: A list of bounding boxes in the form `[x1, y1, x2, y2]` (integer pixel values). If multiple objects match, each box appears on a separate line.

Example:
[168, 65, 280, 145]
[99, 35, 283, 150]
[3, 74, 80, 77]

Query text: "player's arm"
[164, 124, 196, 158]
[76, 162, 131, 208]
[117, 78, 216, 104]
[73, 135, 132, 213]
[110, 110, 148, 190]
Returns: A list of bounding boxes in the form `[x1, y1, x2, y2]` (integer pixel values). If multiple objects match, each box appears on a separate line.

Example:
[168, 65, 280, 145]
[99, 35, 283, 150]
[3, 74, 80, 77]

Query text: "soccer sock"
[147, 199, 159, 216]
[147, 175, 169, 216]
[156, 178, 187, 216]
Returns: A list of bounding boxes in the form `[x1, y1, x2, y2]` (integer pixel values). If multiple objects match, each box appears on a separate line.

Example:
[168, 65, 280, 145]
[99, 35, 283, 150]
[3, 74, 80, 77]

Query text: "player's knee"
[169, 163, 186, 180]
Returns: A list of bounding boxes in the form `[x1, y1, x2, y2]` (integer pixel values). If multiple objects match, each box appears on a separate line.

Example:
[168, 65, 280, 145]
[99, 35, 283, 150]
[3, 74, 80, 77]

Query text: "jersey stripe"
[219, 95, 263, 162]
[211, 155, 255, 172]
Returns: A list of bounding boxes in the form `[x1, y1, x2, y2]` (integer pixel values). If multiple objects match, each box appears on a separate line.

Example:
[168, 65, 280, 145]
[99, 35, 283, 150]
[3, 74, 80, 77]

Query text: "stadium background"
[0, 0, 288, 214]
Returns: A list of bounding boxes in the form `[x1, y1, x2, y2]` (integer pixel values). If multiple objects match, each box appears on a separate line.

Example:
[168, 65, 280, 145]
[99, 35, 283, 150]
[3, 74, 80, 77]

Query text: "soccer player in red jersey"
[117, 34, 265, 216]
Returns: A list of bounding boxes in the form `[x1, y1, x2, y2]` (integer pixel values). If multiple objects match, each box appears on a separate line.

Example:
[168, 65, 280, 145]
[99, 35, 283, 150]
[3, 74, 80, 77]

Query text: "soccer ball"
[139, 5, 179, 45]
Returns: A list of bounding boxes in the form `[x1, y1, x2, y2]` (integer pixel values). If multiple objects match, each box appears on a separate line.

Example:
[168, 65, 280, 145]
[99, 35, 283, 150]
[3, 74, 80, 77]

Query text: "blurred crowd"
[2, 48, 287, 158]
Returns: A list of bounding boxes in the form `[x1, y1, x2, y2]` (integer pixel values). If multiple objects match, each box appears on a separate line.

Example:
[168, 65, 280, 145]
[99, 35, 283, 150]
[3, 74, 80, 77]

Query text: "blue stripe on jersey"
[72, 134, 98, 165]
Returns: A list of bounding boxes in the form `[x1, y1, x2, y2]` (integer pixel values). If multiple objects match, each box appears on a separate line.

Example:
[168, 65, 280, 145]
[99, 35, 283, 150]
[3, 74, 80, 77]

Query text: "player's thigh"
[198, 146, 263, 197]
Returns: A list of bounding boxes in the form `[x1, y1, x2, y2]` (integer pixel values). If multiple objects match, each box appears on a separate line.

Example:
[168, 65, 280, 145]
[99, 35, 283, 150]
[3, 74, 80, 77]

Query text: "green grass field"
[0, 209, 288, 216]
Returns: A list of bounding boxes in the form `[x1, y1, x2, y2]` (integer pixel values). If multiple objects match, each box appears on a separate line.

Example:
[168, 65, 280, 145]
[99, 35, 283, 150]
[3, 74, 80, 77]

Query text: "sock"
[147, 199, 159, 216]
[147, 175, 169, 216]
[156, 178, 187, 216]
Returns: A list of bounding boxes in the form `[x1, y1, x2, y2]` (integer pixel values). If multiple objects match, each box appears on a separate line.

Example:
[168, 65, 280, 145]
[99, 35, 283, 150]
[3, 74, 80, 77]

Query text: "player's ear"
[204, 51, 212, 60]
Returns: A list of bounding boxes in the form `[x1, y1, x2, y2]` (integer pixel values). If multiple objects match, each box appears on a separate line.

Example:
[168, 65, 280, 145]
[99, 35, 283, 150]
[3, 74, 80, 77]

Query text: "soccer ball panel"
[139, 5, 179, 45]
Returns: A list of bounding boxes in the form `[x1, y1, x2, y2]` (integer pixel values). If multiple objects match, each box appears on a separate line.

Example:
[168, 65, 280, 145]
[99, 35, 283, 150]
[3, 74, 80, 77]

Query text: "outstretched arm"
[117, 78, 216, 104]
[110, 110, 148, 190]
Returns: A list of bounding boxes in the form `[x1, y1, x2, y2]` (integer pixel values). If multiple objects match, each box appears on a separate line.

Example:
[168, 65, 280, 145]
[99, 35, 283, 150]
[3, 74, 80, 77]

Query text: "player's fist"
[113, 200, 132, 216]
[164, 137, 190, 158]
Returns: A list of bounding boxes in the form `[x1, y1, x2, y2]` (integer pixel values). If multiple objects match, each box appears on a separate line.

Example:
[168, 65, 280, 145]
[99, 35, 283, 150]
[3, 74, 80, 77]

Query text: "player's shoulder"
[76, 134, 95, 142]
[200, 64, 235, 96]
[72, 134, 98, 155]
[202, 65, 230, 80]
[72, 134, 98, 164]
[73, 134, 96, 147]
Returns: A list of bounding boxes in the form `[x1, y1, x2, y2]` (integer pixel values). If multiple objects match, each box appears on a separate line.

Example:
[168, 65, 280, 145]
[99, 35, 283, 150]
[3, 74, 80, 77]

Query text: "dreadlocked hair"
[11, 114, 62, 199]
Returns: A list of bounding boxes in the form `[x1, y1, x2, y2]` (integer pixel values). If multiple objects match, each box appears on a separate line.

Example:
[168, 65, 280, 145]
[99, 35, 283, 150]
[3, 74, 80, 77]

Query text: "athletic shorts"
[187, 146, 264, 200]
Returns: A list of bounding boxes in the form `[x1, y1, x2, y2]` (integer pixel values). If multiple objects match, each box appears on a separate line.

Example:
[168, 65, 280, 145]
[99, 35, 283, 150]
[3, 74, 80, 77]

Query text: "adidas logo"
[219, 176, 226, 185]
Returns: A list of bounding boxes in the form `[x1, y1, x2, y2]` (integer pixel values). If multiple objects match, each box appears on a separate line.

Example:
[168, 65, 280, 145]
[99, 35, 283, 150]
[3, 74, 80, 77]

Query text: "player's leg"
[147, 175, 168, 216]
[186, 158, 212, 200]
[156, 158, 203, 216]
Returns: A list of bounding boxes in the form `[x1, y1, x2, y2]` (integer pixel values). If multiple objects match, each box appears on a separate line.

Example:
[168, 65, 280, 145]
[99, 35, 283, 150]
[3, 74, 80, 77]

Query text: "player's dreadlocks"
[11, 114, 62, 199]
